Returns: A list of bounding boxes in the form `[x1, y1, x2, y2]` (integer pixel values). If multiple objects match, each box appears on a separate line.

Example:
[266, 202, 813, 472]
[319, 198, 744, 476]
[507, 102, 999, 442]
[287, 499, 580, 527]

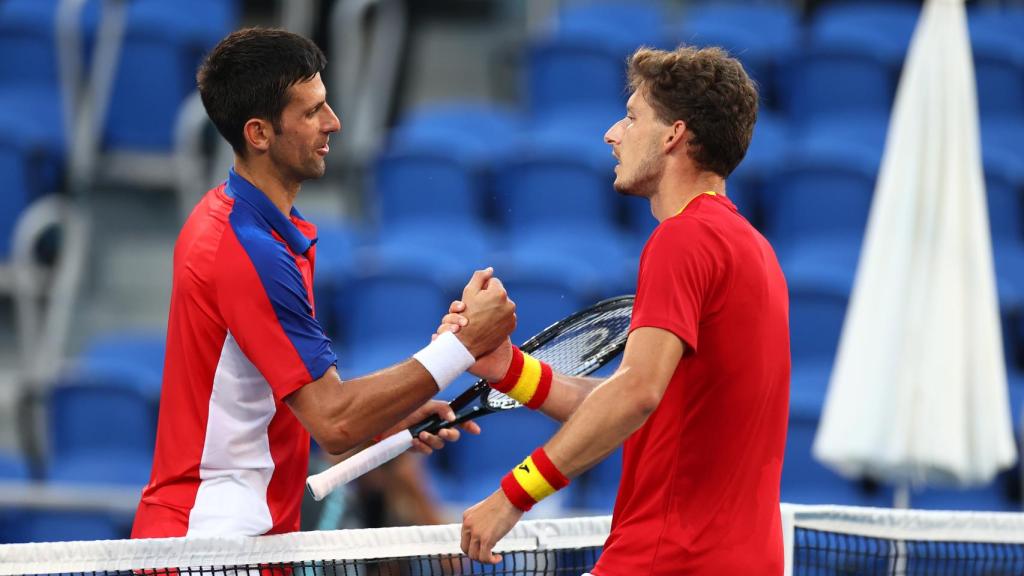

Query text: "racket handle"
[409, 414, 446, 437]
[305, 431, 414, 501]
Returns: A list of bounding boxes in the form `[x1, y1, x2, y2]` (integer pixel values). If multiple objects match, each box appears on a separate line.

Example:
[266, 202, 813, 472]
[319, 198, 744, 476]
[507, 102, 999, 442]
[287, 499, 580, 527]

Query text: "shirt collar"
[674, 190, 719, 217]
[227, 168, 315, 255]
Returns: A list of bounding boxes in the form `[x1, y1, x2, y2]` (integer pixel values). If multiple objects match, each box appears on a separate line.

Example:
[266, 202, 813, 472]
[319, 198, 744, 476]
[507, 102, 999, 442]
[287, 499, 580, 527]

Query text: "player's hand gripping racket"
[306, 295, 634, 501]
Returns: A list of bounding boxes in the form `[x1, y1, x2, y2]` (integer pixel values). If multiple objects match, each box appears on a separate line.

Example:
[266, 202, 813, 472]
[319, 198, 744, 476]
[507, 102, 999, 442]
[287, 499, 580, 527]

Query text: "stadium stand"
[1, 0, 1023, 545]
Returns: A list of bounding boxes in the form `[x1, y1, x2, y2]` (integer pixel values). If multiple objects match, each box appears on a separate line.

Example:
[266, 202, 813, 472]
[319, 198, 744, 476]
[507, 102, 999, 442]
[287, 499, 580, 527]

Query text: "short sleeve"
[217, 224, 337, 401]
[630, 220, 722, 353]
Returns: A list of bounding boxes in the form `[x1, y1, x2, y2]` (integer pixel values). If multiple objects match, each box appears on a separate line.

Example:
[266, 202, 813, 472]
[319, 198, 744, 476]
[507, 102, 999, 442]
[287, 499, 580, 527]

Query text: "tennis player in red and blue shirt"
[448, 46, 790, 574]
[131, 28, 516, 539]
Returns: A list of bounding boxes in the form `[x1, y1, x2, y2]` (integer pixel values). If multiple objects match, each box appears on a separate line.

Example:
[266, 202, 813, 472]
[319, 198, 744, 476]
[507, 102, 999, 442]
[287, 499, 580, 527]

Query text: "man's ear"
[243, 118, 273, 153]
[664, 120, 687, 153]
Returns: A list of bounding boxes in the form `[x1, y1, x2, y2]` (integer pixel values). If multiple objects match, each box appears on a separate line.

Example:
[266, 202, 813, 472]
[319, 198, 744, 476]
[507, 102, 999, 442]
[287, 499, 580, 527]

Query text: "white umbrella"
[812, 0, 1017, 498]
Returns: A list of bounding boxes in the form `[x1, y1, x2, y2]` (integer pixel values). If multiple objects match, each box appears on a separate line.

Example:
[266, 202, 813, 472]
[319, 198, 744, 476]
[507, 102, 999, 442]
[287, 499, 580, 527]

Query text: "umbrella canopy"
[813, 0, 1017, 488]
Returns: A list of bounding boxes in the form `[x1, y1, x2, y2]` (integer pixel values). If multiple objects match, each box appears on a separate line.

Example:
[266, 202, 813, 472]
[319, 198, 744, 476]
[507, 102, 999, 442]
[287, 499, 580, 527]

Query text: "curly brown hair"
[627, 45, 758, 178]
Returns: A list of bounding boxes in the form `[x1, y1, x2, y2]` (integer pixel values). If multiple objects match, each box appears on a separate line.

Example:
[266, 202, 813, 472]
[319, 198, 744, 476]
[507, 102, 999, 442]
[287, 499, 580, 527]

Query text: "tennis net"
[783, 504, 1024, 575]
[2, 505, 1023, 576]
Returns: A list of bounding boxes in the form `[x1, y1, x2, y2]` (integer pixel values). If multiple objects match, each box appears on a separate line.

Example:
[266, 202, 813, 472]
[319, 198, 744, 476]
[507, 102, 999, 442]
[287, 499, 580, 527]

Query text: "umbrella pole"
[894, 483, 910, 509]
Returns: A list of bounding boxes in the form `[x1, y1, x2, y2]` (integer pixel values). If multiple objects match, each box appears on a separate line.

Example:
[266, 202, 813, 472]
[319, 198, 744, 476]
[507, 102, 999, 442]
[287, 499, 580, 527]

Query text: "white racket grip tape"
[306, 430, 415, 501]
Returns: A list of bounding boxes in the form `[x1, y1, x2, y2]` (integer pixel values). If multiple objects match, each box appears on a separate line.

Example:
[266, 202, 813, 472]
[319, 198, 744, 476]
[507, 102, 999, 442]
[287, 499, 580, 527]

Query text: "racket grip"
[305, 431, 414, 501]
[409, 414, 447, 437]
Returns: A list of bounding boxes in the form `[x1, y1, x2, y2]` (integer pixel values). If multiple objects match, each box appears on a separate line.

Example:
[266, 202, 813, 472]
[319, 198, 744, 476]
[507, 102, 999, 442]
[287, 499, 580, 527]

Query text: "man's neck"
[234, 158, 299, 216]
[650, 169, 725, 222]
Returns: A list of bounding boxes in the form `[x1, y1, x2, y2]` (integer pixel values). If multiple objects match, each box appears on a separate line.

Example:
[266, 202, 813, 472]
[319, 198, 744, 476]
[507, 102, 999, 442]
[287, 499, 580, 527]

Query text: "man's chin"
[613, 180, 637, 197]
[305, 161, 327, 180]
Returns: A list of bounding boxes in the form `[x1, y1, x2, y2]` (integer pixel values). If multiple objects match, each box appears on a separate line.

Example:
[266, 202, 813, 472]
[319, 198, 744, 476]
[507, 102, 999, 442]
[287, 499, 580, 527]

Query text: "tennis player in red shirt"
[131, 28, 516, 539]
[446, 46, 790, 574]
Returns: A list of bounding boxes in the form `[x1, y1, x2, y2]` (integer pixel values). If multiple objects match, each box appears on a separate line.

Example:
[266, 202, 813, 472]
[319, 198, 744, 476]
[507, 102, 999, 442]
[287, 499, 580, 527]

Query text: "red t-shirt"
[593, 193, 790, 575]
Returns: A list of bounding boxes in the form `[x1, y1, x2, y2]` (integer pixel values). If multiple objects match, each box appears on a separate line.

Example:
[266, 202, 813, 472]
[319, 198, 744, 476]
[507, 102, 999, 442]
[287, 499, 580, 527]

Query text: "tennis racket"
[306, 294, 634, 501]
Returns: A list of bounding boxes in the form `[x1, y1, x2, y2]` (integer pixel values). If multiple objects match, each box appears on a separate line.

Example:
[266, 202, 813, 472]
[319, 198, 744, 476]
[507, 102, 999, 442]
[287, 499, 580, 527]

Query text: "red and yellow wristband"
[489, 346, 553, 409]
[500, 447, 570, 512]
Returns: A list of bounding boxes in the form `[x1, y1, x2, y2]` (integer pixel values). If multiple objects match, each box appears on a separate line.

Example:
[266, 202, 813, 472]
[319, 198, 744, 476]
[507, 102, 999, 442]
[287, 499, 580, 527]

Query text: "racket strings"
[530, 306, 632, 375]
[484, 303, 632, 411]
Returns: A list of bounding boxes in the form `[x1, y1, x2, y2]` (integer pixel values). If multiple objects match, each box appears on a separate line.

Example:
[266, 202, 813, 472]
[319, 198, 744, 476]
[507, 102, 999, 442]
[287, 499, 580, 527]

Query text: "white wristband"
[413, 331, 475, 391]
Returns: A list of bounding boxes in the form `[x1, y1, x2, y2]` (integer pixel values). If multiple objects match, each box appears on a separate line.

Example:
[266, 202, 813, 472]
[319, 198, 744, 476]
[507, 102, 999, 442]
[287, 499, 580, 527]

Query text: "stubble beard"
[614, 149, 664, 199]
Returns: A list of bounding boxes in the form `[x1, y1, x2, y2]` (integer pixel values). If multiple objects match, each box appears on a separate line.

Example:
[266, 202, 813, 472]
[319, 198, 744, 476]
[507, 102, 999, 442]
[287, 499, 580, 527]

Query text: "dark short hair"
[627, 46, 758, 178]
[197, 27, 327, 155]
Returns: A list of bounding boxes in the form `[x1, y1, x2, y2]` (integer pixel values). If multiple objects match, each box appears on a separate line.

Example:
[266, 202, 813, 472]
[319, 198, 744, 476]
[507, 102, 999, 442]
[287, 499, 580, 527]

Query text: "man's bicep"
[284, 366, 343, 450]
[618, 327, 686, 399]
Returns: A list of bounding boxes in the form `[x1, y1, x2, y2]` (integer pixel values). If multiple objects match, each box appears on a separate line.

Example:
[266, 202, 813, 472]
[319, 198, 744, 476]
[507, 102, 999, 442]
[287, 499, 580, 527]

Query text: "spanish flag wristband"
[501, 448, 570, 512]
[489, 346, 553, 409]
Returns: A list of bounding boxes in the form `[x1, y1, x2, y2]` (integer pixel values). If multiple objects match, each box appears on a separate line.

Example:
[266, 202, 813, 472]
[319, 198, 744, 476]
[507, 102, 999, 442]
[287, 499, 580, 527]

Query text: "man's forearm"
[541, 367, 656, 477]
[537, 374, 604, 422]
[288, 361, 439, 454]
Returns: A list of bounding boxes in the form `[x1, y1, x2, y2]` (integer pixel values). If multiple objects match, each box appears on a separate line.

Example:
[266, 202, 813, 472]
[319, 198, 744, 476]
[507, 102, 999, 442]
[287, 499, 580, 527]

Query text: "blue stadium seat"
[811, 3, 919, 57]
[729, 111, 790, 229]
[622, 195, 657, 243]
[784, 396, 894, 507]
[441, 409, 561, 506]
[982, 116, 1024, 165]
[984, 149, 1024, 247]
[526, 2, 665, 117]
[334, 267, 451, 378]
[783, 254, 894, 506]
[679, 4, 799, 108]
[969, 7, 1024, 118]
[309, 218, 363, 341]
[370, 222, 496, 289]
[493, 124, 617, 234]
[373, 138, 490, 228]
[782, 46, 895, 126]
[0, 0, 98, 87]
[0, 452, 28, 544]
[554, 1, 665, 47]
[971, 38, 1024, 120]
[104, 0, 237, 151]
[46, 368, 158, 486]
[526, 37, 629, 117]
[76, 330, 166, 396]
[0, 0, 86, 257]
[502, 225, 634, 299]
[497, 265, 589, 346]
[783, 4, 917, 125]
[394, 102, 524, 148]
[5, 511, 128, 543]
[0, 452, 27, 480]
[759, 129, 881, 250]
[368, 103, 521, 291]
[785, 242, 856, 351]
[377, 102, 525, 222]
[785, 246, 855, 399]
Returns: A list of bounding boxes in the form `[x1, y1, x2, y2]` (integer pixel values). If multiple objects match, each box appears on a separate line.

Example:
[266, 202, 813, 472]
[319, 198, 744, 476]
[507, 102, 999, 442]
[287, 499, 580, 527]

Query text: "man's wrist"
[489, 347, 553, 409]
[500, 447, 570, 512]
[413, 331, 475, 391]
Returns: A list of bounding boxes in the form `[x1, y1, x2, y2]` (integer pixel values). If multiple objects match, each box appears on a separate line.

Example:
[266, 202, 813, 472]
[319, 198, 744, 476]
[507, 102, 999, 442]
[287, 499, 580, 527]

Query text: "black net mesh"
[14, 547, 601, 576]
[792, 527, 1024, 575]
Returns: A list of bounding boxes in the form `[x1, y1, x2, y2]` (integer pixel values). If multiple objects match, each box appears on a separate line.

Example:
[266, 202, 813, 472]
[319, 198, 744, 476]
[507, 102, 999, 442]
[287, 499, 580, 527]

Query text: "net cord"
[784, 503, 1024, 544]
[0, 515, 612, 575]
[3, 502, 1024, 575]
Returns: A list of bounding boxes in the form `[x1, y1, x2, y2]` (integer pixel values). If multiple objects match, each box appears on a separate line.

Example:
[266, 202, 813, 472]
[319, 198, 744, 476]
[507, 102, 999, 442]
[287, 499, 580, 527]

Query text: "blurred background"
[0, 0, 1022, 543]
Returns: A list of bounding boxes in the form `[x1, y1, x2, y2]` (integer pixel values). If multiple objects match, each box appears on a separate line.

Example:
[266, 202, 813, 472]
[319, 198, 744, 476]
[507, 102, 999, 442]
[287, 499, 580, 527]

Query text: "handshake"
[431, 267, 518, 383]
